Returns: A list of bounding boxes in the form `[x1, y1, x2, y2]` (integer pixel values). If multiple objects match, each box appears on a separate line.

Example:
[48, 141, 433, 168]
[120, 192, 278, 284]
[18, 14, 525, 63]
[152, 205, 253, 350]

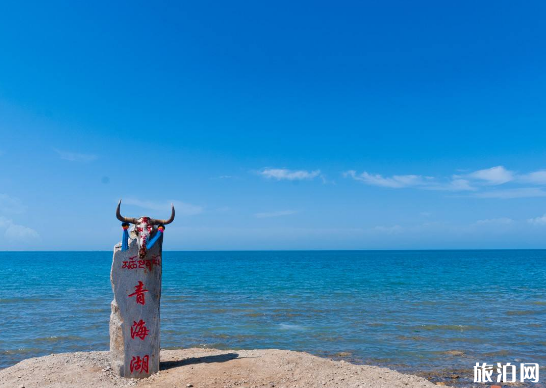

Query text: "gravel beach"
[0, 348, 446, 388]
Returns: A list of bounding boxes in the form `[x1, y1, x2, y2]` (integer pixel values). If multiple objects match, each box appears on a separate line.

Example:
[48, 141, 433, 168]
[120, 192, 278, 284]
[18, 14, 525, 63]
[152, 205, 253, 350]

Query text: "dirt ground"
[0, 348, 446, 388]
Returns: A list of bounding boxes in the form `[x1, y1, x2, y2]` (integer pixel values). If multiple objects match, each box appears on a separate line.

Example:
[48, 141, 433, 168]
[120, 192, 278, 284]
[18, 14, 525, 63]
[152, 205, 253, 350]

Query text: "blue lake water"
[1, 250, 545, 382]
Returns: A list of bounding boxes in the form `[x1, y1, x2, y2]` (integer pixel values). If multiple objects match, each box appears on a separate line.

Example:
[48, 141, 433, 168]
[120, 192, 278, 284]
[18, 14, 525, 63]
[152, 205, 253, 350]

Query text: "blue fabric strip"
[146, 230, 163, 250]
[121, 229, 129, 251]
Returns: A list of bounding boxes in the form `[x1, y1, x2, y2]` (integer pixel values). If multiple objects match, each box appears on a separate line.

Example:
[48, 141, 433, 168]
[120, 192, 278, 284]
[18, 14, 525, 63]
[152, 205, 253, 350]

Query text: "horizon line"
[2, 248, 546, 253]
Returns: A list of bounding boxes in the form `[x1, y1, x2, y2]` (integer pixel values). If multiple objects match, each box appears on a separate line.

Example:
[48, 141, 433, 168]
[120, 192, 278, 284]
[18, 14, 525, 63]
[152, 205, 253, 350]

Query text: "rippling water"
[1, 250, 545, 384]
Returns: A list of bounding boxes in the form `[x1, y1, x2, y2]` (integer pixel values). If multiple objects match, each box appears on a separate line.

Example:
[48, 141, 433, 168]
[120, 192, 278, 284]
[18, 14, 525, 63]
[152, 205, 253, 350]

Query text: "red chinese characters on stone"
[130, 355, 149, 374]
[128, 281, 149, 305]
[130, 319, 150, 340]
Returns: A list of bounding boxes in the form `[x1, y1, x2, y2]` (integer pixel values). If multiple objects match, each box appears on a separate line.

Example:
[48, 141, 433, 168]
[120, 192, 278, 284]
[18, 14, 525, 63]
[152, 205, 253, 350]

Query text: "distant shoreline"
[3, 248, 546, 252]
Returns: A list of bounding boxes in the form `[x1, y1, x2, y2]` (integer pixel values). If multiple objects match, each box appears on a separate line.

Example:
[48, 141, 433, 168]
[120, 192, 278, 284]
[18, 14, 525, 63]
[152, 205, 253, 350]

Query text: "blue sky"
[1, 1, 546, 250]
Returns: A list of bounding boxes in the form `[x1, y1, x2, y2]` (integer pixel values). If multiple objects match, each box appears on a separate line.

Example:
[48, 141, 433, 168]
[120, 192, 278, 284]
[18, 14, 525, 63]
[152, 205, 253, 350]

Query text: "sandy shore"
[0, 348, 446, 388]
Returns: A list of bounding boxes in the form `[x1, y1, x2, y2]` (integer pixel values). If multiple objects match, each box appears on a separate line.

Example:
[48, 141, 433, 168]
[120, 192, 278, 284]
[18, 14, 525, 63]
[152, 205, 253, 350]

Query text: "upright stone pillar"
[110, 200, 174, 378]
[110, 236, 162, 377]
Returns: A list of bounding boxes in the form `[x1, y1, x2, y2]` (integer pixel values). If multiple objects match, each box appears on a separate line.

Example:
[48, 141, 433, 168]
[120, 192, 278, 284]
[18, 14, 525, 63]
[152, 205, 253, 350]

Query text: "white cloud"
[255, 210, 297, 218]
[528, 214, 546, 225]
[0, 194, 27, 214]
[344, 171, 474, 191]
[54, 149, 97, 162]
[343, 165, 546, 196]
[475, 217, 513, 225]
[212, 175, 240, 180]
[343, 170, 428, 188]
[320, 175, 336, 185]
[0, 217, 10, 229]
[372, 225, 403, 233]
[443, 179, 476, 191]
[5, 223, 40, 242]
[473, 188, 546, 199]
[259, 168, 321, 181]
[519, 170, 546, 185]
[0, 216, 40, 243]
[122, 198, 203, 216]
[466, 166, 514, 185]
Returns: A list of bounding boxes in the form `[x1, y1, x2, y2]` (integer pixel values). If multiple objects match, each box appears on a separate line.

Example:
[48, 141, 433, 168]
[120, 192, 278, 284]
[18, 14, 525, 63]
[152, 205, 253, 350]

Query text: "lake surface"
[1, 250, 545, 384]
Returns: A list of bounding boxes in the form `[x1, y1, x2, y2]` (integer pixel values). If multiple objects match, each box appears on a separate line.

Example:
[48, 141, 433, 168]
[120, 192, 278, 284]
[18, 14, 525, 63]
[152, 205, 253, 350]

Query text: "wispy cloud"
[54, 149, 98, 162]
[211, 175, 241, 180]
[259, 168, 321, 181]
[343, 170, 474, 191]
[372, 225, 403, 233]
[320, 175, 336, 185]
[122, 198, 203, 216]
[474, 217, 513, 225]
[473, 188, 546, 199]
[441, 179, 475, 191]
[527, 214, 546, 225]
[371, 218, 517, 237]
[0, 194, 27, 214]
[345, 166, 546, 197]
[255, 210, 297, 218]
[519, 170, 546, 185]
[465, 166, 514, 185]
[0, 216, 40, 243]
[343, 170, 429, 188]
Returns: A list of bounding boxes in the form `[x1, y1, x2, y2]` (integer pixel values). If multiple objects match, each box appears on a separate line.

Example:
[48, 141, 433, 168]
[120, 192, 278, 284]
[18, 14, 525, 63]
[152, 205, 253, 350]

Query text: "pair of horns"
[116, 200, 175, 225]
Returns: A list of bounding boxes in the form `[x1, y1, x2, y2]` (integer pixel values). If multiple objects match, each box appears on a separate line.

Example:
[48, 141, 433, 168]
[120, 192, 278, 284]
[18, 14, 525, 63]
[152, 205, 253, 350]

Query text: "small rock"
[436, 382, 447, 386]
[187, 384, 193, 387]
[443, 350, 464, 357]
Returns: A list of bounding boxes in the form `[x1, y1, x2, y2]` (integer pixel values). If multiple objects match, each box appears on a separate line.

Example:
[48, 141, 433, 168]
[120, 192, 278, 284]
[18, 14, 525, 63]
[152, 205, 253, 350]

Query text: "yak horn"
[151, 204, 175, 225]
[116, 200, 137, 224]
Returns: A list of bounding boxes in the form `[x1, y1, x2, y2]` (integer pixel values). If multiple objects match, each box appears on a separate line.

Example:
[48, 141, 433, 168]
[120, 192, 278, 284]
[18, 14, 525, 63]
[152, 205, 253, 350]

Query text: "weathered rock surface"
[110, 235, 162, 378]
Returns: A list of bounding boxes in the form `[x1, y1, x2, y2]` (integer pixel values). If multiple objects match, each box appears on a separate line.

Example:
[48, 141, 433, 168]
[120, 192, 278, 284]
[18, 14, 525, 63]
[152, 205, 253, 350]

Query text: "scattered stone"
[442, 350, 464, 357]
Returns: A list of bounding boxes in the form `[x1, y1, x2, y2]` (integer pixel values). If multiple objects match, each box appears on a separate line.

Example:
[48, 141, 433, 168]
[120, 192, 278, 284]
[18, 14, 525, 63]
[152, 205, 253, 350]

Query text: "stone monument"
[110, 199, 175, 378]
